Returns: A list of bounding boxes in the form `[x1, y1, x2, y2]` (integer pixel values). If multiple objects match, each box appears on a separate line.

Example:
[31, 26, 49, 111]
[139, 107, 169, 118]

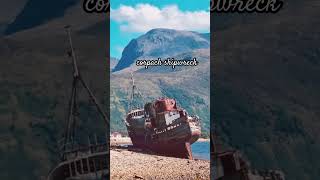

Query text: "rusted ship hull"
[125, 109, 201, 159]
[126, 130, 199, 159]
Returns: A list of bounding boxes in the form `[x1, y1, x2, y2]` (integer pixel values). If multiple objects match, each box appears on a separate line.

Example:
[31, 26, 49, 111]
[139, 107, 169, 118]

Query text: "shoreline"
[110, 137, 132, 146]
[110, 137, 210, 146]
[197, 138, 210, 142]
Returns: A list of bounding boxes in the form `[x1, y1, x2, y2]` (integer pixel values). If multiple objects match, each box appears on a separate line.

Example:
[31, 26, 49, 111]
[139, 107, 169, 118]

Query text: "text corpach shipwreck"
[136, 58, 199, 69]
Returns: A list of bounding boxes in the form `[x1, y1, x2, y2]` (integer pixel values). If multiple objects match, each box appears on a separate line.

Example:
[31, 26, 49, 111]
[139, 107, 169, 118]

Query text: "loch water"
[191, 141, 210, 160]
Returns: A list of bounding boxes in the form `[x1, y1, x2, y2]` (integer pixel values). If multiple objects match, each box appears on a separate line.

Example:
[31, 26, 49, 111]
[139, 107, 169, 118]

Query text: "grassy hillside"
[110, 50, 210, 135]
[213, 1, 320, 179]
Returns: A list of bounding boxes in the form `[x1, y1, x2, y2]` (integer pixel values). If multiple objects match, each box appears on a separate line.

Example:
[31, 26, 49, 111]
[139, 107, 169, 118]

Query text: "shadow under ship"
[124, 75, 201, 159]
[47, 26, 109, 180]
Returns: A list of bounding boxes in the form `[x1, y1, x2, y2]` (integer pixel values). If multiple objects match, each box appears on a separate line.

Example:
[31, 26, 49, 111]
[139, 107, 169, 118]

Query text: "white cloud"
[111, 4, 210, 33]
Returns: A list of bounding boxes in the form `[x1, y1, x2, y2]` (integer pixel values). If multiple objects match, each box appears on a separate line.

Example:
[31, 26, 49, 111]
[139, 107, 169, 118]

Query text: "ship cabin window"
[82, 159, 88, 173]
[62, 164, 70, 178]
[76, 160, 82, 174]
[70, 162, 76, 176]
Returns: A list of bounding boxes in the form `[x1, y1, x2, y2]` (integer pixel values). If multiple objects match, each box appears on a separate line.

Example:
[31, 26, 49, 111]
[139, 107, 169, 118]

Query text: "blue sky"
[110, 0, 210, 59]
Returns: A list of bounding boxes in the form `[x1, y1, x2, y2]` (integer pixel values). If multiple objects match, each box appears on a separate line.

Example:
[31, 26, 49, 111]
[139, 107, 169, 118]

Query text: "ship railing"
[47, 146, 109, 180]
[58, 135, 109, 161]
[61, 143, 109, 161]
[124, 120, 130, 127]
[189, 115, 201, 126]
[127, 109, 145, 118]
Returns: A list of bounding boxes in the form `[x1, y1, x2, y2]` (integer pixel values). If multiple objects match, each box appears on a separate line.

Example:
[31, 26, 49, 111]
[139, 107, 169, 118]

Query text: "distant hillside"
[213, 1, 320, 180]
[113, 28, 210, 72]
[110, 68, 210, 135]
[110, 57, 118, 70]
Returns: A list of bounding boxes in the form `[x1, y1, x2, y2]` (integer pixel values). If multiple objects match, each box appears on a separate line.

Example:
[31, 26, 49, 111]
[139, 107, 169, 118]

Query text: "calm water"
[191, 141, 210, 160]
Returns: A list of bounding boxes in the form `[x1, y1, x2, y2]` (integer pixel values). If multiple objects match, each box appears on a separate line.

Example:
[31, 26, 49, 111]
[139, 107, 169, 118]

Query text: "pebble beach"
[110, 148, 210, 180]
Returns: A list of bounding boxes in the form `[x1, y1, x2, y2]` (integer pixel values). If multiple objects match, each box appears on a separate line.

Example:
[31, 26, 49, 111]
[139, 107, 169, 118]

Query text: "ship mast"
[128, 71, 145, 111]
[128, 72, 136, 111]
[63, 25, 109, 153]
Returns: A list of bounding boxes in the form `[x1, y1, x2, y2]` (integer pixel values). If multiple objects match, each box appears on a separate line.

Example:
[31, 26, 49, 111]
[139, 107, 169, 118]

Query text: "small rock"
[134, 175, 144, 179]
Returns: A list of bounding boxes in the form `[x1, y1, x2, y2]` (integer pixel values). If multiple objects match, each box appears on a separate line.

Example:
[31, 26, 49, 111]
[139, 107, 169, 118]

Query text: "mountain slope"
[113, 28, 210, 72]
